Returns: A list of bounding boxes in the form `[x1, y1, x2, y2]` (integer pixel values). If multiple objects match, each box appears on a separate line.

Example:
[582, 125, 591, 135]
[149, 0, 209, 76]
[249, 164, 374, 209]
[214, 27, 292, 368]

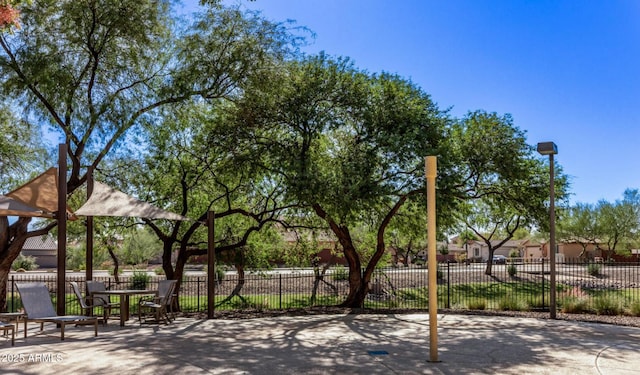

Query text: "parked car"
[492, 255, 507, 264]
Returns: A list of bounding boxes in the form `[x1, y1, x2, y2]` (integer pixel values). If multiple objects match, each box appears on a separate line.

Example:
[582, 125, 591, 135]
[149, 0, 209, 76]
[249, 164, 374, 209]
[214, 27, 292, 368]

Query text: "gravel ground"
[190, 306, 640, 328]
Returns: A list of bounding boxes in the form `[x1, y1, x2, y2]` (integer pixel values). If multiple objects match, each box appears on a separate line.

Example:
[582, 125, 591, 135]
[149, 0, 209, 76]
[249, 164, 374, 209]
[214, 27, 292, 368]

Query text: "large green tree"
[220, 53, 453, 307]
[0, 103, 47, 190]
[596, 189, 640, 257]
[0, 0, 299, 311]
[557, 202, 599, 259]
[449, 111, 567, 275]
[122, 102, 295, 303]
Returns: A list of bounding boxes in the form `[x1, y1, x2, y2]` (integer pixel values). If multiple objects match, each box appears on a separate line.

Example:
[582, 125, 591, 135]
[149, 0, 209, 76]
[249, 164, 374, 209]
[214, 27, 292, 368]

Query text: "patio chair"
[0, 321, 15, 346]
[159, 279, 178, 321]
[138, 280, 177, 324]
[70, 281, 108, 325]
[86, 280, 120, 320]
[15, 282, 98, 341]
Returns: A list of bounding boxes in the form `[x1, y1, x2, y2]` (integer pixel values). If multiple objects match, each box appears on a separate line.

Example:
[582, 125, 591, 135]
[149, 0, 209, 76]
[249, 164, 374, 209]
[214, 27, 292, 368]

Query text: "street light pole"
[537, 142, 558, 319]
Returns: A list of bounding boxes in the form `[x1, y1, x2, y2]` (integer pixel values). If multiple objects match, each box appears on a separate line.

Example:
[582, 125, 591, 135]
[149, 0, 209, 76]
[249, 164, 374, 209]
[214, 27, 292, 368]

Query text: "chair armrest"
[138, 296, 157, 304]
[90, 296, 109, 305]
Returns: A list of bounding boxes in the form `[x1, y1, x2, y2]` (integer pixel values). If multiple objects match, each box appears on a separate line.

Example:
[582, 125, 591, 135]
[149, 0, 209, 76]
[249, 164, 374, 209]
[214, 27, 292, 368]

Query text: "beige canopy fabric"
[0, 195, 53, 218]
[5, 167, 59, 213]
[74, 181, 190, 221]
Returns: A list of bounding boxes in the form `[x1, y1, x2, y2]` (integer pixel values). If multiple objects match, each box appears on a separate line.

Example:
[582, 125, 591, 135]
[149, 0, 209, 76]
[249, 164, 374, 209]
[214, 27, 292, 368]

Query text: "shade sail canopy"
[0, 195, 53, 218]
[74, 181, 190, 221]
[5, 167, 59, 214]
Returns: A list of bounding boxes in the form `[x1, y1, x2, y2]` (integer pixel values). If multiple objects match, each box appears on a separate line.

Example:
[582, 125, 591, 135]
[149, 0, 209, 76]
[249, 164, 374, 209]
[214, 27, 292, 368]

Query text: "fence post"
[279, 274, 282, 310]
[361, 268, 365, 309]
[541, 259, 545, 308]
[197, 276, 201, 312]
[446, 262, 451, 309]
[10, 275, 15, 313]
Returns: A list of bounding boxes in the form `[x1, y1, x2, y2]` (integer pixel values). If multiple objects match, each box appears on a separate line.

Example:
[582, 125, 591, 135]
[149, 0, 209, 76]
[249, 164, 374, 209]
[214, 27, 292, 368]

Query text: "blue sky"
[198, 1, 640, 205]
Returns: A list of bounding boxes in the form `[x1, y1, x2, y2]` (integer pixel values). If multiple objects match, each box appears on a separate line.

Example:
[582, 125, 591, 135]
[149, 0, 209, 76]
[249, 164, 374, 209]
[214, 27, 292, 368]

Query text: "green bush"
[216, 266, 226, 282]
[131, 270, 150, 289]
[12, 254, 39, 271]
[560, 296, 589, 314]
[507, 264, 517, 277]
[467, 299, 487, 310]
[629, 300, 640, 316]
[593, 295, 622, 315]
[527, 296, 546, 309]
[587, 263, 601, 276]
[332, 266, 349, 281]
[498, 297, 526, 311]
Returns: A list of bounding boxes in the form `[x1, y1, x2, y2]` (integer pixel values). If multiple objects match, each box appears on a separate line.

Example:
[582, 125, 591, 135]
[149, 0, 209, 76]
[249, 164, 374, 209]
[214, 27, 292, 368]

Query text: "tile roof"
[22, 235, 57, 250]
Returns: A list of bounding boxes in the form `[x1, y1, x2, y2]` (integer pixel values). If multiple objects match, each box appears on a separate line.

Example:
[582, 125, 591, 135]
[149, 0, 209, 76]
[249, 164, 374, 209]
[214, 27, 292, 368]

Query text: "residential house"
[545, 240, 600, 262]
[522, 239, 545, 261]
[281, 229, 347, 266]
[21, 235, 57, 268]
[448, 239, 525, 262]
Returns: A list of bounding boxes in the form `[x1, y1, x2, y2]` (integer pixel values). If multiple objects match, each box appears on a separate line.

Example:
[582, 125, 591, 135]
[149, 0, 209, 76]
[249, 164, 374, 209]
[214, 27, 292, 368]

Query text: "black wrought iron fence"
[5, 259, 640, 316]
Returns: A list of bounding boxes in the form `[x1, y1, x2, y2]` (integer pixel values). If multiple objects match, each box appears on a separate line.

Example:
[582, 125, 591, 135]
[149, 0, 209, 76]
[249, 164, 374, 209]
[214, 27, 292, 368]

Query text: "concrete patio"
[1, 313, 639, 374]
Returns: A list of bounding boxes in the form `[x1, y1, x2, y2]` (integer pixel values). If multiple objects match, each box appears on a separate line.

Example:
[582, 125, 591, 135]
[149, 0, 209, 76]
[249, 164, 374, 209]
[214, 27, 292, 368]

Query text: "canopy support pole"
[86, 167, 94, 281]
[56, 144, 67, 316]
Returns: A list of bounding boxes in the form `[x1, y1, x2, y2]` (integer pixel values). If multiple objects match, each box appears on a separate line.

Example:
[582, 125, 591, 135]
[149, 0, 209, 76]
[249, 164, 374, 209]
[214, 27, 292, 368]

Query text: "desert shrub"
[527, 296, 546, 309]
[12, 254, 39, 271]
[593, 295, 622, 315]
[560, 296, 589, 314]
[467, 299, 487, 310]
[498, 297, 526, 311]
[131, 270, 150, 289]
[215, 266, 226, 282]
[587, 263, 601, 276]
[413, 258, 425, 266]
[332, 266, 349, 281]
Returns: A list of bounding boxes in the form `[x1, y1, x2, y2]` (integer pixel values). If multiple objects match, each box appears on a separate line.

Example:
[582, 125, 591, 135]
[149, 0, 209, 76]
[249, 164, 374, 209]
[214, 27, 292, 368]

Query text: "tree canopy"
[0, 0, 303, 310]
[0, 1, 583, 310]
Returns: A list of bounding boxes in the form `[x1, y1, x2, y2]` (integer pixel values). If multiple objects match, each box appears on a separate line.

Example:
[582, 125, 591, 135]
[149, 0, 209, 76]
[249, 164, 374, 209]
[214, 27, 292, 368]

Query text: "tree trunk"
[340, 275, 369, 308]
[171, 248, 191, 312]
[335, 232, 366, 308]
[484, 247, 495, 275]
[107, 244, 120, 284]
[310, 263, 336, 305]
[0, 217, 30, 312]
[217, 263, 247, 306]
[0, 272, 9, 313]
[312, 194, 409, 308]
